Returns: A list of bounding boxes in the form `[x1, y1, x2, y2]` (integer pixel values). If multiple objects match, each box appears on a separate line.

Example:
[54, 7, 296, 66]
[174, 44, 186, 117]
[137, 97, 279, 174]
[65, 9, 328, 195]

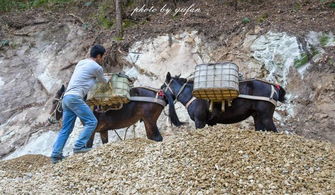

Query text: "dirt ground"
[1, 0, 335, 47]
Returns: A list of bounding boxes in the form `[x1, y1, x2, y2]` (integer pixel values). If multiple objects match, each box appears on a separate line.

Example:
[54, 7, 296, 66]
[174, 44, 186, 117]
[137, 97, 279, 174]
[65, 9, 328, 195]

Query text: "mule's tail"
[166, 93, 183, 127]
[277, 85, 286, 103]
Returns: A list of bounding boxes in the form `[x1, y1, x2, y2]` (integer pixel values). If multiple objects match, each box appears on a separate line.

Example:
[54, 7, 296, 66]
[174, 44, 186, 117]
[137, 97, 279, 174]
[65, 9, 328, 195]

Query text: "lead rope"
[49, 97, 62, 119]
[48, 93, 65, 124]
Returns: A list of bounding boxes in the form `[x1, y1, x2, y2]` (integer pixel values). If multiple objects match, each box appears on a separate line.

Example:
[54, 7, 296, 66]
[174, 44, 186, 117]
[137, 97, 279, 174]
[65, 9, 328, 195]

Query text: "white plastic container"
[193, 62, 239, 101]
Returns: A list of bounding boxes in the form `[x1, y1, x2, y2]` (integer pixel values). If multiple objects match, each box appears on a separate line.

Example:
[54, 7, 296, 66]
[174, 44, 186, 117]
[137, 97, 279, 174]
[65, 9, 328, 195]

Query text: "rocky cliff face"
[0, 23, 334, 159]
[0, 22, 91, 158]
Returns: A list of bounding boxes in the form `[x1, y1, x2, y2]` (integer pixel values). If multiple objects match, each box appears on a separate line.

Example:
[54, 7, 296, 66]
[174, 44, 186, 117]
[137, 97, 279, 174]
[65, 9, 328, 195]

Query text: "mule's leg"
[100, 131, 109, 144]
[261, 117, 277, 132]
[143, 119, 163, 142]
[143, 105, 163, 141]
[86, 131, 95, 148]
[257, 106, 278, 132]
[207, 121, 217, 126]
[195, 118, 206, 129]
[253, 115, 265, 131]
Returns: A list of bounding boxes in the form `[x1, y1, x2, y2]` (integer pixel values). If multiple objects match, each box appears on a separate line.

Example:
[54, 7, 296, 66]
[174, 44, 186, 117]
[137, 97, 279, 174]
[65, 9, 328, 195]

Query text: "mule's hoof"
[150, 135, 163, 142]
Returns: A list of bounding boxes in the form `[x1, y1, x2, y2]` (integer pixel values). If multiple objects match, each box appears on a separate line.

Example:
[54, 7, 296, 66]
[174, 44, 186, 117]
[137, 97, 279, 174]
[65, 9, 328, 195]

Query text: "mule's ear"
[61, 85, 65, 93]
[57, 85, 65, 96]
[166, 72, 171, 81]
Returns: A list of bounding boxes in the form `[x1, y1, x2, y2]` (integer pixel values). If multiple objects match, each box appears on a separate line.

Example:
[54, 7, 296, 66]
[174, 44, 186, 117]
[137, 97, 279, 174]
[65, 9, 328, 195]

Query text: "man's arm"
[95, 66, 108, 83]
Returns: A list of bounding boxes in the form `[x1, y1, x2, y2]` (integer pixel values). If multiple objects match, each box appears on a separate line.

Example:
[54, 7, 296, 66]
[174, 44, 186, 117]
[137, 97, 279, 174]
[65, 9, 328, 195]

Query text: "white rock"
[250, 31, 302, 85]
[0, 77, 4, 87]
[37, 69, 62, 95]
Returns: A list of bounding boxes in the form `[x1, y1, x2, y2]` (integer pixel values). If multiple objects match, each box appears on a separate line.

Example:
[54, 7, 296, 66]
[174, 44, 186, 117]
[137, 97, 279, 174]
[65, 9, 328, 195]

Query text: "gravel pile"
[0, 125, 334, 194]
[0, 154, 50, 178]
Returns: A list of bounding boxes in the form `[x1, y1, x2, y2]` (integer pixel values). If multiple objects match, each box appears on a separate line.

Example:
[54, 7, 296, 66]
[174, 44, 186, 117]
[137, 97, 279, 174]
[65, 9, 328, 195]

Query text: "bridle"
[163, 79, 196, 109]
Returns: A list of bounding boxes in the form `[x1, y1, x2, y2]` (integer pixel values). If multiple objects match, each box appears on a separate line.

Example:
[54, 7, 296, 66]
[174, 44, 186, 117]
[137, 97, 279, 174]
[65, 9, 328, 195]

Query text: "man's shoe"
[73, 147, 92, 154]
[51, 155, 66, 164]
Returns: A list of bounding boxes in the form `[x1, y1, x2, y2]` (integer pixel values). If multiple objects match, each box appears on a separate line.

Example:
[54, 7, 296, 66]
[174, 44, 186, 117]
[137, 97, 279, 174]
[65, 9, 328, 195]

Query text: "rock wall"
[0, 22, 90, 158]
[1, 27, 334, 160]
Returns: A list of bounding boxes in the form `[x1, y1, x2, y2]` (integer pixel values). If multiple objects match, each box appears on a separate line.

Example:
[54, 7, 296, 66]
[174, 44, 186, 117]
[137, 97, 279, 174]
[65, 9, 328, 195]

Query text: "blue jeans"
[51, 94, 97, 158]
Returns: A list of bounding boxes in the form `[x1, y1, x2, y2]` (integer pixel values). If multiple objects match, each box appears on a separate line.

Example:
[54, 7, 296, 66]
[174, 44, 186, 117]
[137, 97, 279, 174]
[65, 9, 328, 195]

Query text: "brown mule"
[49, 85, 167, 147]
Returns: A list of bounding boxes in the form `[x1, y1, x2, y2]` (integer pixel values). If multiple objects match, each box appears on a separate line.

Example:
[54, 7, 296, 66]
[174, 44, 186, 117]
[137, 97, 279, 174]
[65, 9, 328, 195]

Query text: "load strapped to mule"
[192, 62, 240, 112]
[86, 73, 132, 110]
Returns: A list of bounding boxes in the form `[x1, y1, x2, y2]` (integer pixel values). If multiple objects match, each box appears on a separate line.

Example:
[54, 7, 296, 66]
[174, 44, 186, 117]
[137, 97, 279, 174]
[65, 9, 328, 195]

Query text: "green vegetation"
[114, 36, 124, 41]
[122, 19, 136, 29]
[310, 46, 319, 56]
[96, 1, 113, 29]
[0, 40, 10, 50]
[320, 0, 335, 8]
[293, 2, 302, 11]
[84, 1, 92, 7]
[319, 34, 330, 47]
[125, 0, 135, 8]
[94, 0, 137, 30]
[242, 17, 251, 24]
[97, 14, 113, 29]
[294, 46, 321, 69]
[0, 0, 73, 12]
[294, 53, 309, 68]
[257, 13, 269, 23]
[171, 13, 181, 20]
[0, 40, 10, 47]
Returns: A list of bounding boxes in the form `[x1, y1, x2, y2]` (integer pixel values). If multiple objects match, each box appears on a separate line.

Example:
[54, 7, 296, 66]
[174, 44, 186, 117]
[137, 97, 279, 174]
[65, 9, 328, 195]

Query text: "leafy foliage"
[96, 1, 114, 29]
[294, 53, 309, 68]
[242, 17, 251, 24]
[320, 34, 330, 47]
[0, 0, 73, 12]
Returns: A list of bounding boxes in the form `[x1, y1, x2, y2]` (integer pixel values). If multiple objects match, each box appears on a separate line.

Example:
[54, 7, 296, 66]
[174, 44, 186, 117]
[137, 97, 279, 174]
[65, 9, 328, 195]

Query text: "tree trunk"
[115, 0, 122, 37]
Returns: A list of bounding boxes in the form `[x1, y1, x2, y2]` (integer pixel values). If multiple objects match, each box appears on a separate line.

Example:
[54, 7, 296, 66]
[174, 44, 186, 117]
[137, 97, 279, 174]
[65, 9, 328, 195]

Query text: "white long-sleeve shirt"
[64, 58, 108, 98]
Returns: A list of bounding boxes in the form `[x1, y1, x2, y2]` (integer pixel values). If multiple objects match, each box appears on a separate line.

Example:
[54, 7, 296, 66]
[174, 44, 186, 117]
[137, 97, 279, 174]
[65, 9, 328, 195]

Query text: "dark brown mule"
[49, 85, 166, 147]
[161, 73, 286, 132]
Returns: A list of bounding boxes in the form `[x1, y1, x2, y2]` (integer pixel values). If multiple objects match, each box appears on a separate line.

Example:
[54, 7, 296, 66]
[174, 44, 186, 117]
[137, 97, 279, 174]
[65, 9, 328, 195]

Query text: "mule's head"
[160, 72, 189, 127]
[278, 85, 286, 103]
[160, 72, 188, 99]
[48, 85, 65, 124]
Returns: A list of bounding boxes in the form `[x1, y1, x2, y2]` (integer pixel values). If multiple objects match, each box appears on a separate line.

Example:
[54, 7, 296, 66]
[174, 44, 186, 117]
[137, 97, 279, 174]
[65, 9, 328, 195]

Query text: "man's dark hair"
[90, 45, 106, 58]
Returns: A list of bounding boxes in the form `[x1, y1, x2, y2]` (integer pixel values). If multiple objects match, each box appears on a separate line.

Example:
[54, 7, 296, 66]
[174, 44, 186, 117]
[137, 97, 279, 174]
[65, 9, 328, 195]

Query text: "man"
[51, 45, 108, 164]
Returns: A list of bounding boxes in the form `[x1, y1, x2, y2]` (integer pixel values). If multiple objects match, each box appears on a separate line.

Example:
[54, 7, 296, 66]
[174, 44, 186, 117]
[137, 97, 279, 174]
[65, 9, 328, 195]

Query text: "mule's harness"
[237, 85, 278, 106]
[129, 87, 167, 107]
[49, 96, 63, 118]
[129, 97, 166, 107]
[164, 79, 279, 108]
[48, 95, 64, 124]
[164, 79, 197, 109]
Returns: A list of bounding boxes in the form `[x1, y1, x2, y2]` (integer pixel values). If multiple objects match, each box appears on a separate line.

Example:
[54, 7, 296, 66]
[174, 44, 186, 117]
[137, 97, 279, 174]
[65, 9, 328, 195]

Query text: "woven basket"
[87, 73, 131, 106]
[192, 62, 239, 101]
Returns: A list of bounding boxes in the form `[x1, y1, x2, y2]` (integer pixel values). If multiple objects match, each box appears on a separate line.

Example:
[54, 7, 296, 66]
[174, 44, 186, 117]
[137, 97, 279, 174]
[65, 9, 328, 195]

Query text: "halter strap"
[164, 79, 174, 95]
[185, 97, 197, 109]
[163, 78, 197, 109]
[175, 82, 187, 101]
